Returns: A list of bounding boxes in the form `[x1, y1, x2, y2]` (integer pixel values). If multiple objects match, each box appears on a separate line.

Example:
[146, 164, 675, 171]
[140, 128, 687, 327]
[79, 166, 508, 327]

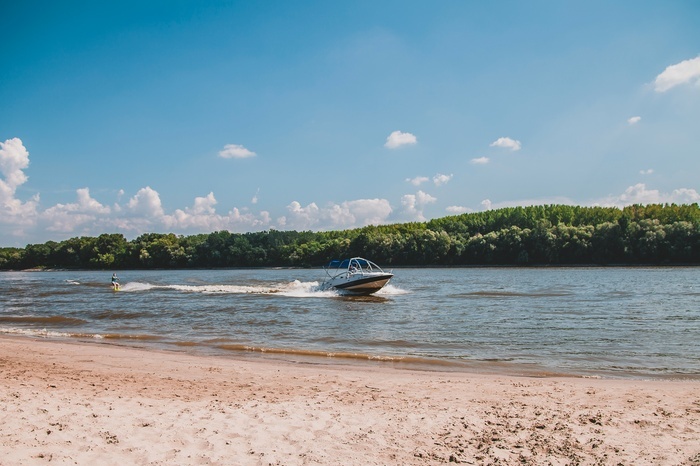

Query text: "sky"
[1, 0, 700, 246]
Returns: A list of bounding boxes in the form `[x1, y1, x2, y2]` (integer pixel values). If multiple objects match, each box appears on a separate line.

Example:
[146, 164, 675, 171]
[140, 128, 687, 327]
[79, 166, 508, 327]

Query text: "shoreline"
[5, 263, 700, 272]
[1, 335, 698, 464]
[6, 332, 699, 382]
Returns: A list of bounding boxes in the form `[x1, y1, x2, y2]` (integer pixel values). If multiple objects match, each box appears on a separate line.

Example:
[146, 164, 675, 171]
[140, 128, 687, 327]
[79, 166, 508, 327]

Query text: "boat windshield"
[325, 257, 379, 273]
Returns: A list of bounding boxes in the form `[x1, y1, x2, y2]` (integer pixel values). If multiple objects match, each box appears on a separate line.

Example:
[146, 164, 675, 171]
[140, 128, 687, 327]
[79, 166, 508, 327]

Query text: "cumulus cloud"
[654, 56, 700, 92]
[433, 173, 453, 186]
[0, 137, 39, 228]
[1, 139, 402, 242]
[0, 137, 29, 189]
[400, 190, 437, 222]
[166, 192, 273, 233]
[384, 130, 417, 149]
[409, 174, 453, 186]
[471, 157, 490, 165]
[280, 198, 392, 231]
[490, 137, 521, 151]
[127, 187, 166, 217]
[169, 193, 221, 230]
[219, 144, 256, 159]
[596, 183, 700, 207]
[640, 169, 654, 175]
[42, 188, 111, 233]
[406, 176, 429, 186]
[628, 116, 642, 125]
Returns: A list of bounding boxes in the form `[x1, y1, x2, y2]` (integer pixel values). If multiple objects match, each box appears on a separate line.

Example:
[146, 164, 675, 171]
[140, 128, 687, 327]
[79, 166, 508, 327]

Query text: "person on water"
[111, 273, 120, 291]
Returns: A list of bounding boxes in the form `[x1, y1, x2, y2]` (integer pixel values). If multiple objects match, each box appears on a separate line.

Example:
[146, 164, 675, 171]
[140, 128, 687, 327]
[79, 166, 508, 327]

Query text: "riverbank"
[1, 336, 698, 465]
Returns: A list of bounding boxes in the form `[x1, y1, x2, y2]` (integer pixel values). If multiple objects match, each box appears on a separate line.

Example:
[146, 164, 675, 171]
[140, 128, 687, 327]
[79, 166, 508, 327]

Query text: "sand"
[0, 336, 699, 465]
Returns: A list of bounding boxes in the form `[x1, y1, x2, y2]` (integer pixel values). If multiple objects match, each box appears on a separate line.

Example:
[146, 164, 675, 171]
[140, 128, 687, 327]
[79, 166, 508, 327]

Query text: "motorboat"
[320, 257, 393, 295]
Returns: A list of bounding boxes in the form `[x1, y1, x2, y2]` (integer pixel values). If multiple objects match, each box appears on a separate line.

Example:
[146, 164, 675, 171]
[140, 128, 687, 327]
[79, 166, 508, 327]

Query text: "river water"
[1, 267, 698, 379]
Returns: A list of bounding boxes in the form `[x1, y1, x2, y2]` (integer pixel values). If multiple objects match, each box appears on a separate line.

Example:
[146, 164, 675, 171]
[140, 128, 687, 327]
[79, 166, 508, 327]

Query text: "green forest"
[2, 204, 700, 270]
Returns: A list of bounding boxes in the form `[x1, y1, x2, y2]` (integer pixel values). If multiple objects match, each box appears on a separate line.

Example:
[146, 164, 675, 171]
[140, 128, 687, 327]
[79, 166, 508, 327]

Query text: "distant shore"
[5, 262, 700, 273]
[1, 335, 698, 465]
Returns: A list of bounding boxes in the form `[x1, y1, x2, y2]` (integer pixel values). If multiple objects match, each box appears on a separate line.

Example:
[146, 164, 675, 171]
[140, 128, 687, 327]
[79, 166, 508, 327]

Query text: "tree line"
[2, 203, 699, 270]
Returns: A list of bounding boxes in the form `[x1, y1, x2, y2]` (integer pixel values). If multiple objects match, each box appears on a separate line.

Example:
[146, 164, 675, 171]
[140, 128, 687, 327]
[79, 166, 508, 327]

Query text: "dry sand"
[1, 336, 699, 465]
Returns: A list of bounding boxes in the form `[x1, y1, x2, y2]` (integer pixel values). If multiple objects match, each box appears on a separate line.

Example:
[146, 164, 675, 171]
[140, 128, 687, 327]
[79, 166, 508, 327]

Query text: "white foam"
[0, 326, 104, 339]
[277, 280, 337, 297]
[375, 284, 409, 295]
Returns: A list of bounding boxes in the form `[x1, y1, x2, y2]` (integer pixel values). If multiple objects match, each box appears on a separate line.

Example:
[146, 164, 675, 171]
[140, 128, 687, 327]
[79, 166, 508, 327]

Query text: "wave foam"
[119, 280, 335, 297]
[375, 284, 409, 295]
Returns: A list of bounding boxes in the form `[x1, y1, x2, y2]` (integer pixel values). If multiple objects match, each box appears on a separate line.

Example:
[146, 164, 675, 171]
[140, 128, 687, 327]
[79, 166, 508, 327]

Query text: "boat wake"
[118, 280, 339, 297]
[63, 277, 407, 297]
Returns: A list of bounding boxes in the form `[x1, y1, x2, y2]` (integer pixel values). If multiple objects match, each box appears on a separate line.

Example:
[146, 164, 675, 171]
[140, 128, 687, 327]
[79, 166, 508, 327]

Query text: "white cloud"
[481, 199, 492, 210]
[167, 192, 273, 233]
[596, 183, 700, 207]
[471, 157, 490, 165]
[433, 173, 453, 186]
[628, 116, 642, 125]
[219, 144, 256, 159]
[490, 137, 521, 151]
[400, 190, 437, 222]
[406, 176, 429, 186]
[0, 137, 39, 230]
[331, 199, 393, 227]
[640, 169, 654, 175]
[251, 188, 260, 204]
[127, 187, 166, 217]
[190, 192, 217, 215]
[446, 205, 471, 214]
[0, 137, 29, 189]
[41, 188, 111, 233]
[281, 198, 393, 231]
[384, 130, 417, 149]
[283, 201, 321, 230]
[654, 56, 700, 92]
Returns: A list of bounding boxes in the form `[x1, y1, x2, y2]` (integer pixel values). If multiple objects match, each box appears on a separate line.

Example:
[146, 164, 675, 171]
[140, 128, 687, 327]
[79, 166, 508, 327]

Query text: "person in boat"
[111, 273, 120, 290]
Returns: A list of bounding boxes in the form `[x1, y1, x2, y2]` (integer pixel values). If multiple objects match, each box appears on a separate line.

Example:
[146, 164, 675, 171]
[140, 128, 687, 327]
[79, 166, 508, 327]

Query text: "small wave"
[0, 326, 100, 339]
[215, 342, 410, 362]
[64, 280, 81, 285]
[0, 326, 165, 342]
[93, 310, 150, 320]
[0, 315, 87, 326]
[375, 284, 409, 296]
[458, 290, 572, 298]
[101, 333, 165, 341]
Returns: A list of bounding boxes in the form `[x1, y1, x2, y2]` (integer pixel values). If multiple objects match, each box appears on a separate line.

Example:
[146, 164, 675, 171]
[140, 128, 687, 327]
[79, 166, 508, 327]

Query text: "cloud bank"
[3, 137, 699, 246]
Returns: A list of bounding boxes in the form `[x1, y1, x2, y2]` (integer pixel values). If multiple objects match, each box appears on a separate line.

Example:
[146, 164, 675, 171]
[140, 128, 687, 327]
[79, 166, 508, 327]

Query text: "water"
[1, 267, 699, 379]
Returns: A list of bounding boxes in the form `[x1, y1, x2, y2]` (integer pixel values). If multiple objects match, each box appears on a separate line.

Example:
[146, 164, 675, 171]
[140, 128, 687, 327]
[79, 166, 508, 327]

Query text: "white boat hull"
[324, 273, 393, 295]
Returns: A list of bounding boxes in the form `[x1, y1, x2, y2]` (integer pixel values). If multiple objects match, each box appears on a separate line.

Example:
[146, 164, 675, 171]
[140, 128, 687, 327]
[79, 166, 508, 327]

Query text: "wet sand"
[1, 336, 699, 465]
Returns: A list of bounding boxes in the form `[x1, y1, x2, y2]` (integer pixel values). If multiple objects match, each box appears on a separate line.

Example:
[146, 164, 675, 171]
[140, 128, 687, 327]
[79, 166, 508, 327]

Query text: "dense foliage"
[2, 204, 700, 270]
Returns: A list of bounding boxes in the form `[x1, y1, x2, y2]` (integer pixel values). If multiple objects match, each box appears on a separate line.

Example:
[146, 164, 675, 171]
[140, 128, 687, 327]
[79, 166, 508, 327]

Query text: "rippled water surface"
[1, 267, 699, 378]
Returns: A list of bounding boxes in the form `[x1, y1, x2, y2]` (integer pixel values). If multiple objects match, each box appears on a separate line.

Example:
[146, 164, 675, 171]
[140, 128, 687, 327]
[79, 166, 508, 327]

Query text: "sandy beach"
[0, 336, 698, 465]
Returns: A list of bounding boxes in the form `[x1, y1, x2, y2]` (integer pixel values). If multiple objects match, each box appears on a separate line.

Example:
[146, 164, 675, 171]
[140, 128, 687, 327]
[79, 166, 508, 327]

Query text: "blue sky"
[2, 1, 699, 246]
